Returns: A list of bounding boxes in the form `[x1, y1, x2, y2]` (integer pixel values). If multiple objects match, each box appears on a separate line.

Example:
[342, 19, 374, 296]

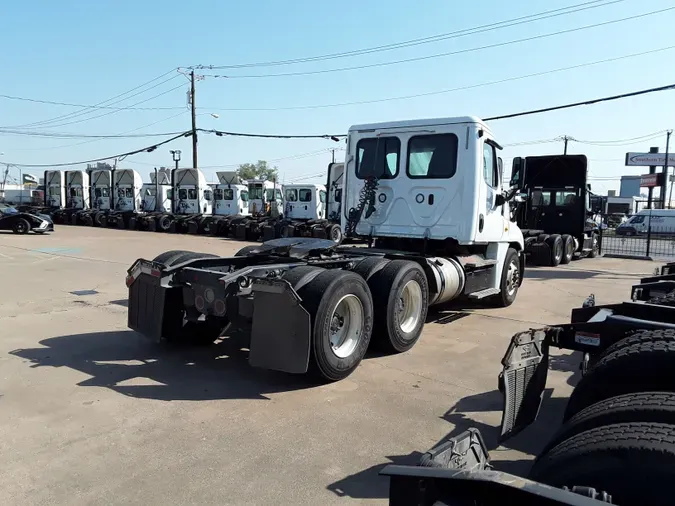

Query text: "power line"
[485, 82, 675, 121]
[197, 0, 621, 70]
[0, 127, 186, 139]
[573, 130, 668, 145]
[0, 93, 183, 112]
[199, 7, 675, 79]
[4, 70, 180, 130]
[3, 132, 191, 168]
[13, 82, 187, 131]
[8, 111, 189, 151]
[202, 128, 345, 140]
[199, 45, 675, 112]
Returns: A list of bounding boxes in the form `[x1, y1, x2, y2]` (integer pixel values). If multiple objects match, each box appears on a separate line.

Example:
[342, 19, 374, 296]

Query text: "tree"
[237, 160, 279, 181]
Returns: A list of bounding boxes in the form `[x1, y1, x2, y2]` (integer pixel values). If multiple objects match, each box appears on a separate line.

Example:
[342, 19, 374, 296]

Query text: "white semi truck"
[201, 171, 251, 237]
[126, 115, 525, 382]
[50, 170, 90, 224]
[230, 178, 285, 241]
[103, 169, 144, 228]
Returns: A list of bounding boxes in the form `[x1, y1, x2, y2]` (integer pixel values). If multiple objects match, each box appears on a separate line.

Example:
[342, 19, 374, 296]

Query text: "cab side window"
[483, 143, 498, 188]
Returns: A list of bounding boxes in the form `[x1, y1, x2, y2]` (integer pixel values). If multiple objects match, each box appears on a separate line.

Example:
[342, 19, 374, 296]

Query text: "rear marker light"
[213, 299, 226, 316]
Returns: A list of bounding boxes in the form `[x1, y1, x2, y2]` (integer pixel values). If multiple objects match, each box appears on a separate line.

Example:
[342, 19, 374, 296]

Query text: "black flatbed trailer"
[380, 262, 675, 506]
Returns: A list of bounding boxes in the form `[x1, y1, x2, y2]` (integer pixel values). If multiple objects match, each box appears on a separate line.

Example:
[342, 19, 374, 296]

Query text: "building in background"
[620, 175, 642, 198]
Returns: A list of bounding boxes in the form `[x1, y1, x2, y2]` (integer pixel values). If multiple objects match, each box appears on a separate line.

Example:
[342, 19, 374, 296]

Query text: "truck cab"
[141, 184, 172, 213]
[65, 170, 90, 210]
[248, 179, 283, 217]
[113, 169, 143, 212]
[344, 116, 521, 247]
[284, 184, 326, 220]
[44, 170, 65, 209]
[172, 168, 212, 215]
[90, 169, 112, 211]
[213, 171, 250, 216]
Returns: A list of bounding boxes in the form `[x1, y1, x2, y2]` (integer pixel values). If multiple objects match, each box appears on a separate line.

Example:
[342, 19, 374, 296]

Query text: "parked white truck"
[126, 115, 525, 382]
[50, 170, 90, 224]
[201, 171, 251, 237]
[103, 169, 144, 228]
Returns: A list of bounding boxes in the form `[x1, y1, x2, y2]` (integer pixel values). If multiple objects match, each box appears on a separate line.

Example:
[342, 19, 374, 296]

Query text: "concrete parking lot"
[0, 226, 658, 505]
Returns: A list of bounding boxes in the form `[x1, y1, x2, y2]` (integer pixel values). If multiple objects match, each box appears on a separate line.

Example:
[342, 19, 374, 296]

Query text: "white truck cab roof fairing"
[344, 116, 520, 245]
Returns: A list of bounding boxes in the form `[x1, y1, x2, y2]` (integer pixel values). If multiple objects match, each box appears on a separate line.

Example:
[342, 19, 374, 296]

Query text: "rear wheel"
[529, 422, 675, 506]
[13, 218, 30, 234]
[545, 234, 563, 266]
[297, 270, 373, 381]
[560, 234, 574, 264]
[563, 329, 675, 421]
[588, 233, 599, 258]
[368, 260, 428, 353]
[157, 214, 172, 232]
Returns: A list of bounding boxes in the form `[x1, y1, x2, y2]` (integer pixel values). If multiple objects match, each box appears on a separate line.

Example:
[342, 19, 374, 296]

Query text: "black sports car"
[0, 204, 54, 234]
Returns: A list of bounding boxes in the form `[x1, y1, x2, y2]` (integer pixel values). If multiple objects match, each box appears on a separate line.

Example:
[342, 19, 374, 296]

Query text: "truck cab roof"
[349, 115, 491, 134]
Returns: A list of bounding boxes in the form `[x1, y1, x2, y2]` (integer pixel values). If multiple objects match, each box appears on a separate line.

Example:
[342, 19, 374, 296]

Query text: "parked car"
[0, 204, 54, 234]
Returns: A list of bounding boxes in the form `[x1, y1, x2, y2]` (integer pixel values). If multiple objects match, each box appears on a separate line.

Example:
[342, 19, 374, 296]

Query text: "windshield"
[299, 189, 312, 202]
[286, 189, 298, 202]
[240, 190, 249, 202]
[249, 186, 263, 200]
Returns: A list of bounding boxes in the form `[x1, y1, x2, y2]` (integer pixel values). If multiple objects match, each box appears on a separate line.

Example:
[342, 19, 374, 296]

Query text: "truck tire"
[588, 233, 599, 258]
[13, 218, 31, 234]
[529, 422, 675, 506]
[327, 224, 344, 245]
[560, 234, 574, 264]
[545, 234, 563, 266]
[280, 224, 293, 238]
[368, 260, 428, 353]
[648, 290, 675, 307]
[351, 257, 390, 281]
[128, 216, 137, 230]
[158, 214, 172, 232]
[563, 329, 675, 421]
[541, 392, 675, 456]
[494, 248, 521, 307]
[296, 270, 374, 382]
[537, 234, 550, 243]
[282, 265, 326, 292]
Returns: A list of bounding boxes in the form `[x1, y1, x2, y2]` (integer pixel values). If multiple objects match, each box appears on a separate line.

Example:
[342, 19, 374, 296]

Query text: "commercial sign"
[625, 152, 675, 167]
[640, 173, 665, 188]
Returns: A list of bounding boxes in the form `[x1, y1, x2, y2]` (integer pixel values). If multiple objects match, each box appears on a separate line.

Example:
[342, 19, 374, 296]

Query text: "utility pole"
[647, 146, 659, 208]
[664, 129, 672, 208]
[190, 70, 198, 169]
[331, 149, 335, 163]
[562, 135, 572, 155]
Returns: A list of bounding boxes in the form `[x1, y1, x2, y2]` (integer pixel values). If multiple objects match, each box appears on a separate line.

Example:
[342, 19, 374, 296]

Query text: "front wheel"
[327, 224, 344, 245]
[13, 218, 31, 234]
[588, 233, 599, 258]
[494, 248, 521, 307]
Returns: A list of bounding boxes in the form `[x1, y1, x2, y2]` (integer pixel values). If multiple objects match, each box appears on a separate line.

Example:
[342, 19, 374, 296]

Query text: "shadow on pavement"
[327, 352, 582, 499]
[9, 330, 317, 401]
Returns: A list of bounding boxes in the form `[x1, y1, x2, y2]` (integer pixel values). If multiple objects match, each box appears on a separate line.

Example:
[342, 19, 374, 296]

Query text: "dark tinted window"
[178, 189, 187, 199]
[407, 134, 458, 179]
[285, 189, 297, 202]
[214, 189, 223, 200]
[531, 191, 551, 207]
[299, 189, 312, 202]
[187, 189, 198, 199]
[223, 189, 234, 200]
[356, 137, 400, 179]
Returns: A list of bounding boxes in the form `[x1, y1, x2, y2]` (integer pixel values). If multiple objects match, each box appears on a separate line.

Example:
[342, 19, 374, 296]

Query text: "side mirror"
[495, 194, 506, 207]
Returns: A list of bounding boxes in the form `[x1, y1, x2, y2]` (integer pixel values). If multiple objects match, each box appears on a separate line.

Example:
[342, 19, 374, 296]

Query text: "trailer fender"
[249, 278, 312, 374]
[498, 328, 553, 442]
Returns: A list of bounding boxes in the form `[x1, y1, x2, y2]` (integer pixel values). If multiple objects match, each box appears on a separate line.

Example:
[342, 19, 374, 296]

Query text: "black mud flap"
[249, 278, 311, 374]
[418, 428, 490, 472]
[499, 328, 551, 442]
[127, 263, 167, 342]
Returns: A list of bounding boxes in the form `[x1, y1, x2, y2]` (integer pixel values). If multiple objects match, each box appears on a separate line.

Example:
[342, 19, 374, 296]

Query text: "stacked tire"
[528, 327, 675, 505]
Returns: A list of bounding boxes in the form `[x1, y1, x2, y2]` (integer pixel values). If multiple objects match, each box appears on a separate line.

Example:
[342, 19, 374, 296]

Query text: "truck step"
[468, 288, 500, 300]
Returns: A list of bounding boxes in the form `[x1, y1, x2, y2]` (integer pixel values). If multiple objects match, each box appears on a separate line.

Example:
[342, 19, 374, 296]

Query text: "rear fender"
[499, 328, 553, 442]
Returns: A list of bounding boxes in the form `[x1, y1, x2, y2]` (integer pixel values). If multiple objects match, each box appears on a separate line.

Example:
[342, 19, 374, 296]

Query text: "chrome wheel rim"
[329, 294, 364, 359]
[506, 259, 520, 296]
[398, 280, 423, 334]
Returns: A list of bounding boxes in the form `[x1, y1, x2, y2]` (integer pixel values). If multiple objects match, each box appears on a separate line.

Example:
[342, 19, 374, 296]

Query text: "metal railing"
[597, 212, 675, 260]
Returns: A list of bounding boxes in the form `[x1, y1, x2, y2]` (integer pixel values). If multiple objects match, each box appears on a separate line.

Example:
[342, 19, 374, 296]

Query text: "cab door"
[475, 140, 505, 242]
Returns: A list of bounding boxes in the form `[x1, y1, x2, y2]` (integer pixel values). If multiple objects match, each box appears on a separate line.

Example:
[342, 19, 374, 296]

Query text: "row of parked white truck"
[33, 163, 346, 242]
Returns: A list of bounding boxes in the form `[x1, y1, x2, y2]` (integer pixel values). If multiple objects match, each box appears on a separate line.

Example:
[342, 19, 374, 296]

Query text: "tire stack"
[527, 290, 675, 505]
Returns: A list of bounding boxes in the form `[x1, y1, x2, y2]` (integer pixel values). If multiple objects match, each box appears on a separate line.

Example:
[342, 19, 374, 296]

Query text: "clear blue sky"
[1, 0, 674, 194]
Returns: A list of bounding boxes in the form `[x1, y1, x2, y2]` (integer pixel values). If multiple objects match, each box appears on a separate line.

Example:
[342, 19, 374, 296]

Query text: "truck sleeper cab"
[204, 179, 251, 237]
[234, 180, 284, 241]
[126, 116, 525, 383]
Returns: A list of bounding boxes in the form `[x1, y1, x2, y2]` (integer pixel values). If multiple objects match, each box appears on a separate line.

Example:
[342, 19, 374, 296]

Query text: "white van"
[616, 209, 675, 236]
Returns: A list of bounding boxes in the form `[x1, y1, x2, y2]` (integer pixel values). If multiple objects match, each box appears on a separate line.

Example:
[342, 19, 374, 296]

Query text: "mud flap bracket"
[499, 328, 553, 442]
[249, 278, 312, 374]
